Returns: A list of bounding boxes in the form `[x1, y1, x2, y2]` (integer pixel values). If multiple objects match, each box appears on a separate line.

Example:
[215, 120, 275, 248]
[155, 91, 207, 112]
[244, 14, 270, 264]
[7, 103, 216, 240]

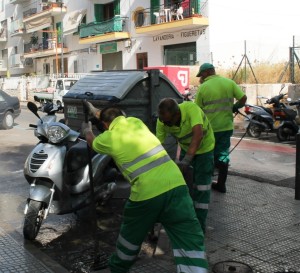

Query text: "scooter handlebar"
[289, 101, 300, 106]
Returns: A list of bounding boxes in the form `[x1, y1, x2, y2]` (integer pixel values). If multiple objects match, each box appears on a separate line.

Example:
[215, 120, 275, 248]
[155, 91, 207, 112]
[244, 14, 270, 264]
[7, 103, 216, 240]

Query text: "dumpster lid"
[64, 70, 151, 102]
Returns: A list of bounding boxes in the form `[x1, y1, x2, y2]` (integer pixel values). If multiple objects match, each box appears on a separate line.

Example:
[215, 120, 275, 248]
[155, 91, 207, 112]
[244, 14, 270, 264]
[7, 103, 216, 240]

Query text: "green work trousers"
[108, 186, 208, 273]
[214, 130, 233, 165]
[191, 151, 214, 233]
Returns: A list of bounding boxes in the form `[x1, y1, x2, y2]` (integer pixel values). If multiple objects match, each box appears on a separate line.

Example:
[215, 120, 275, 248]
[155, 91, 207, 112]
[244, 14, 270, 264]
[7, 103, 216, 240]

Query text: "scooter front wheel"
[276, 126, 289, 141]
[247, 123, 262, 138]
[23, 200, 45, 240]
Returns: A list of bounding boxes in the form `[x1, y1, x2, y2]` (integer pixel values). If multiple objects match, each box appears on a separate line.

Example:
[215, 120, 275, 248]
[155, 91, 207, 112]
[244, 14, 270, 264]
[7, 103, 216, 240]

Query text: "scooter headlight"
[47, 125, 68, 143]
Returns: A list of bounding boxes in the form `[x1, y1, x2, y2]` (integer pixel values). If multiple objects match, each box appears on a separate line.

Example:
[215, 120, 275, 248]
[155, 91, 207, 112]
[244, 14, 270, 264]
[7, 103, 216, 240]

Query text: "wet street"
[0, 106, 297, 272]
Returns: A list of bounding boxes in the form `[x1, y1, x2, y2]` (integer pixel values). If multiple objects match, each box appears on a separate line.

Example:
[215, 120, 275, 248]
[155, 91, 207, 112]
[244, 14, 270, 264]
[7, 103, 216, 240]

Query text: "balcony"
[23, 2, 67, 33]
[23, 39, 68, 58]
[10, 54, 23, 67]
[0, 59, 8, 72]
[10, 19, 25, 36]
[79, 16, 129, 45]
[133, 3, 208, 35]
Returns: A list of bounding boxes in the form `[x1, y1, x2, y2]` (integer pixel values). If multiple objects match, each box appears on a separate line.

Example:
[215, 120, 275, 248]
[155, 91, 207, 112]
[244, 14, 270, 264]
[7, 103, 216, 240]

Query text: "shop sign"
[100, 42, 117, 54]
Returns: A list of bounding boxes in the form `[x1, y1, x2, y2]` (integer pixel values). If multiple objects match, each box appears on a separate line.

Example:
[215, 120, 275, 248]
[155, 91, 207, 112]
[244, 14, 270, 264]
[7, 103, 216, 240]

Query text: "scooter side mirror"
[27, 101, 41, 120]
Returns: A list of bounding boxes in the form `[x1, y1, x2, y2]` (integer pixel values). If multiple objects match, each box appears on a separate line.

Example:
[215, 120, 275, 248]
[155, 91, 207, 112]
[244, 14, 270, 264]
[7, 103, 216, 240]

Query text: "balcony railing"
[24, 39, 65, 54]
[10, 19, 25, 35]
[134, 1, 207, 27]
[79, 16, 128, 39]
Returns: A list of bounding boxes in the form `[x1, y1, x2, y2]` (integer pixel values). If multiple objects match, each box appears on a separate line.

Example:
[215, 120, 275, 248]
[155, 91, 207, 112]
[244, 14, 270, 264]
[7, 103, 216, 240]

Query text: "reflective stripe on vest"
[121, 145, 165, 169]
[120, 144, 171, 180]
[127, 154, 171, 180]
[202, 97, 233, 106]
[204, 106, 232, 114]
[177, 132, 193, 142]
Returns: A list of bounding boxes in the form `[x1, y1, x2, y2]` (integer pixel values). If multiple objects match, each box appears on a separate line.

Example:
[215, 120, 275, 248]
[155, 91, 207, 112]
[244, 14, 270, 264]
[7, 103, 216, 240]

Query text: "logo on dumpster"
[177, 71, 188, 87]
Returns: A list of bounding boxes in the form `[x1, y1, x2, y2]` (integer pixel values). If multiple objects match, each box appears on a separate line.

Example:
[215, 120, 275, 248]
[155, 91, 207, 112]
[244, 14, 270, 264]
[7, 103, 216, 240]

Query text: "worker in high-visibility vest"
[195, 63, 247, 193]
[81, 103, 208, 273]
[156, 99, 215, 233]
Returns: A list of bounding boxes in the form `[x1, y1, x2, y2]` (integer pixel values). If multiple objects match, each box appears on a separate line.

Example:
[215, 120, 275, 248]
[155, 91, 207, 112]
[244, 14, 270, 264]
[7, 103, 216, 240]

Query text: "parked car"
[0, 90, 21, 129]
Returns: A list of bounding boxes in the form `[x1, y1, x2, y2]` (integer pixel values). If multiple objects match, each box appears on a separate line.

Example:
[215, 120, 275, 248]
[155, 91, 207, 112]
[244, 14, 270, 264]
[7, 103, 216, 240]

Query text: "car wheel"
[2, 111, 14, 129]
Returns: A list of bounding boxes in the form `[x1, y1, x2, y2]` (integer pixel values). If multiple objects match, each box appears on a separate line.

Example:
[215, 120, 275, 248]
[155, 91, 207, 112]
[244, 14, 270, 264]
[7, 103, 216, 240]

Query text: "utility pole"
[60, 1, 64, 77]
[232, 40, 258, 84]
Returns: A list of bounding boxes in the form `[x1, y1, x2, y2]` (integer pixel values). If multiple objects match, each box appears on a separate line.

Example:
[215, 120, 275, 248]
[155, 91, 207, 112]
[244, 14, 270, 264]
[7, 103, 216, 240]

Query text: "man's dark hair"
[100, 107, 125, 123]
[158, 98, 179, 115]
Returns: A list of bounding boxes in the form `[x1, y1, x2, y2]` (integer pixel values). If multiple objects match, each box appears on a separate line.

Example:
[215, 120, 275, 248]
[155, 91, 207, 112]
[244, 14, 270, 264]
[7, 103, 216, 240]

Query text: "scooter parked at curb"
[23, 102, 130, 240]
[243, 85, 287, 138]
[275, 99, 300, 141]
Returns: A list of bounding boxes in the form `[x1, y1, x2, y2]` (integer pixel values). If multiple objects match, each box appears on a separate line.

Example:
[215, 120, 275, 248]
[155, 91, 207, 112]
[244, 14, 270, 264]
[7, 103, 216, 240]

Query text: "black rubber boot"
[212, 162, 228, 193]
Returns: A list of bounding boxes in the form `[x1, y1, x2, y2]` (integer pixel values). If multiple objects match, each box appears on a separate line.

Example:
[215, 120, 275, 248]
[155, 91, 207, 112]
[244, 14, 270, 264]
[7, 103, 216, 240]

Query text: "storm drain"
[212, 261, 253, 273]
[64, 249, 108, 272]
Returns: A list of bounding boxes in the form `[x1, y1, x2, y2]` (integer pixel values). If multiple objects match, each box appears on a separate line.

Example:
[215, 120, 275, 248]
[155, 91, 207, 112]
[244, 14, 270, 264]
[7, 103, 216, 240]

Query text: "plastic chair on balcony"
[153, 12, 160, 24]
[176, 6, 184, 20]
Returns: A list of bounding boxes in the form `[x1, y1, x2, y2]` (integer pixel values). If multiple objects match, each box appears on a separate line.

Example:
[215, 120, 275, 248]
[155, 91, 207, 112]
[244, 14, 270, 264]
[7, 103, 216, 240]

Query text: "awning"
[63, 9, 87, 36]
[25, 16, 52, 33]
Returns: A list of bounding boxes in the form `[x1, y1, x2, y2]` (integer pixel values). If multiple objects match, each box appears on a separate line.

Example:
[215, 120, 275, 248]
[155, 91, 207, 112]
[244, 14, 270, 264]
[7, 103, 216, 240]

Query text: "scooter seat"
[261, 107, 273, 116]
[66, 141, 95, 172]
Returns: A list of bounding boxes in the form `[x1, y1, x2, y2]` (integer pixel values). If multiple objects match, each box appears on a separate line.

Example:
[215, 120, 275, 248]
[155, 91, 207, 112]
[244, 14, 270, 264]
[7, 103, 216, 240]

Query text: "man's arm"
[186, 124, 203, 157]
[180, 124, 203, 166]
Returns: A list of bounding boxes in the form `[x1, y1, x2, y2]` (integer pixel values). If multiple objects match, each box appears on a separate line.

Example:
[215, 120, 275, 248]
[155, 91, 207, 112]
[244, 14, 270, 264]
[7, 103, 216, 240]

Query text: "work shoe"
[211, 182, 226, 193]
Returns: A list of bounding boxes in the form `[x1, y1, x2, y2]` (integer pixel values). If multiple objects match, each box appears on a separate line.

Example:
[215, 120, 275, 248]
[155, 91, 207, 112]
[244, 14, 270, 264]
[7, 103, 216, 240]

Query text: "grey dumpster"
[63, 69, 184, 159]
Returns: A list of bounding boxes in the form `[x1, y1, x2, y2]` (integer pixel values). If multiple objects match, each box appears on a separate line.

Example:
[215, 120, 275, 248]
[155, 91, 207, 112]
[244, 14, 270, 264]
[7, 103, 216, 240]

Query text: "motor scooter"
[243, 85, 287, 138]
[275, 99, 300, 141]
[23, 102, 130, 240]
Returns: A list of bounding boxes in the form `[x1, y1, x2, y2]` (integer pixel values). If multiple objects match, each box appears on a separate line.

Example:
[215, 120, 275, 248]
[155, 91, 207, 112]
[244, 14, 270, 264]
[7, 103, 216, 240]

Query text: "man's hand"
[81, 121, 92, 137]
[176, 154, 193, 174]
[83, 101, 101, 119]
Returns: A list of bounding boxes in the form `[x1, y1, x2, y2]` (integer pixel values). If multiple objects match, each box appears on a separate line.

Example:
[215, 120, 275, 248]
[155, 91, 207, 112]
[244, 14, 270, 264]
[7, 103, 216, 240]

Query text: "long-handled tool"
[82, 99, 107, 270]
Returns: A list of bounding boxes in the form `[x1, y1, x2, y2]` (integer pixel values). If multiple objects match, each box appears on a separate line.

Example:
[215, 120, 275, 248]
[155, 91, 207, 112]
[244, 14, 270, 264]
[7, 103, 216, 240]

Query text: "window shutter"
[150, 0, 160, 24]
[94, 4, 104, 22]
[114, 0, 120, 15]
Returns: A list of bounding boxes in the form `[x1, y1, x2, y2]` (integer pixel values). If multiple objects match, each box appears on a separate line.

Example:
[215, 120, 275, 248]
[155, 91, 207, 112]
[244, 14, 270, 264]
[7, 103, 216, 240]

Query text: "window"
[94, 0, 120, 22]
[164, 42, 196, 65]
[14, 46, 18, 54]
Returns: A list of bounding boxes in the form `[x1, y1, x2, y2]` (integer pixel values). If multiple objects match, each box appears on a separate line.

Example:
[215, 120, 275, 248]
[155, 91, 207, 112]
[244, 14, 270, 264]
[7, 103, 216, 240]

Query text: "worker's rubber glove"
[81, 121, 92, 137]
[232, 102, 242, 113]
[83, 101, 101, 118]
[176, 154, 193, 174]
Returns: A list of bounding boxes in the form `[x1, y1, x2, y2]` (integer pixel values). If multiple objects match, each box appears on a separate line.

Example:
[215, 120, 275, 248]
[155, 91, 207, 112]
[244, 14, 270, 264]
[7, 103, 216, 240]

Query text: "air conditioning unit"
[24, 58, 33, 67]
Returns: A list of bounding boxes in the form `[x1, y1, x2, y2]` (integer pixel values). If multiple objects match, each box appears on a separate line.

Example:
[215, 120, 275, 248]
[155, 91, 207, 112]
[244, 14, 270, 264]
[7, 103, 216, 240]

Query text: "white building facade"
[0, 0, 209, 77]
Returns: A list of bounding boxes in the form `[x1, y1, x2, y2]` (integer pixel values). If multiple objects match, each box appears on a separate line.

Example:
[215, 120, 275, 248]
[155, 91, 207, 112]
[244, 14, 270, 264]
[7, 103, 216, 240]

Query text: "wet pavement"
[1, 174, 300, 273]
[1, 110, 299, 272]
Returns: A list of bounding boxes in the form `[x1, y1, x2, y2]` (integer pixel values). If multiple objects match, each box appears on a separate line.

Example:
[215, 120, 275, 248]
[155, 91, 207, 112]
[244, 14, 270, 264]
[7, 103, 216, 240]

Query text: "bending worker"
[156, 98, 215, 233]
[195, 63, 247, 193]
[81, 102, 208, 273]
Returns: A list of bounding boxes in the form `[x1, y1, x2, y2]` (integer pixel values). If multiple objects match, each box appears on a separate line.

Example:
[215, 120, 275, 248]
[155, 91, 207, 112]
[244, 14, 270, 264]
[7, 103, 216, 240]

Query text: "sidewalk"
[1, 175, 300, 273]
